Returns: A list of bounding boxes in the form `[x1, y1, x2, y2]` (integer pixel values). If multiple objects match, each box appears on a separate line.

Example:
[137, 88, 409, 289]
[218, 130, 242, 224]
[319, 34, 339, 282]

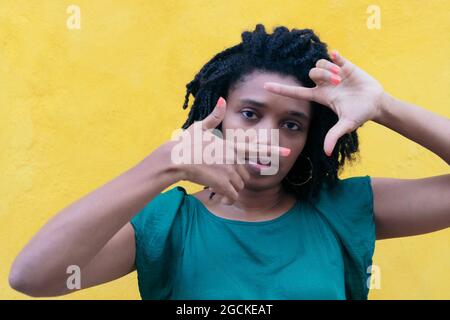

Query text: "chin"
[244, 175, 283, 191]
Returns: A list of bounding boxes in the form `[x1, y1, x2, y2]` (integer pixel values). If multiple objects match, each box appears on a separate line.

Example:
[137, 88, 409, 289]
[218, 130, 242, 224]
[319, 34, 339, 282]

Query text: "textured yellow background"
[1, 0, 449, 299]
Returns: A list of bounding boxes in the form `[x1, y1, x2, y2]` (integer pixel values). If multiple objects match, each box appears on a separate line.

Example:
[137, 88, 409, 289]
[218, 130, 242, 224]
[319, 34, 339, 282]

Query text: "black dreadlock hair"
[181, 24, 360, 202]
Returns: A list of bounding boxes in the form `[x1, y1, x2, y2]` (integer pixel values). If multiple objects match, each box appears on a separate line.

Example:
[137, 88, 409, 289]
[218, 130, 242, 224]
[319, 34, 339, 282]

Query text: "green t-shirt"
[130, 175, 376, 300]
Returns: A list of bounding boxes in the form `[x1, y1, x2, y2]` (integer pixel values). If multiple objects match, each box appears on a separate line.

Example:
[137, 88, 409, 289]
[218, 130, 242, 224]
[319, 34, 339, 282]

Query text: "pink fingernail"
[217, 97, 225, 108]
[280, 147, 291, 157]
[331, 74, 341, 85]
[331, 66, 340, 74]
[331, 50, 338, 60]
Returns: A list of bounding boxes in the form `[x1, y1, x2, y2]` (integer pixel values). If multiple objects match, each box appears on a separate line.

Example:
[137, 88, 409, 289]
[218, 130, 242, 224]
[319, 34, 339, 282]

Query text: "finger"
[234, 163, 251, 183]
[202, 97, 226, 130]
[309, 68, 341, 86]
[263, 82, 316, 102]
[228, 168, 245, 193]
[315, 59, 342, 75]
[234, 142, 291, 160]
[221, 182, 239, 204]
[210, 188, 235, 205]
[324, 118, 357, 156]
[208, 191, 228, 204]
[330, 50, 346, 68]
[220, 194, 235, 205]
[212, 181, 239, 205]
[212, 177, 239, 201]
[330, 50, 356, 79]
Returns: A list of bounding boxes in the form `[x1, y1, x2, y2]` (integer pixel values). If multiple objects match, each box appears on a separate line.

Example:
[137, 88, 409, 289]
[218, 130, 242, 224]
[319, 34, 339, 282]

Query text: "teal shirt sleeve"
[130, 186, 187, 299]
[311, 175, 376, 300]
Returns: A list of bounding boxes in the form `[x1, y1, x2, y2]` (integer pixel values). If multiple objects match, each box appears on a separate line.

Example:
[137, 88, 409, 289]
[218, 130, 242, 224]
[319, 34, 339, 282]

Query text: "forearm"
[9, 141, 181, 291]
[373, 92, 450, 165]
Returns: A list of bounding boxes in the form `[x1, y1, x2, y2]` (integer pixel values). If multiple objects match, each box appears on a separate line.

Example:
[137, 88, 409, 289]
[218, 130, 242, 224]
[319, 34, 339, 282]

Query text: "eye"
[282, 121, 302, 131]
[240, 110, 258, 120]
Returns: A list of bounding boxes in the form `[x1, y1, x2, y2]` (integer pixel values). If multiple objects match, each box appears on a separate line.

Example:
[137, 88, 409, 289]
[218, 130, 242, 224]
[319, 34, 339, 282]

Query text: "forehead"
[227, 71, 311, 115]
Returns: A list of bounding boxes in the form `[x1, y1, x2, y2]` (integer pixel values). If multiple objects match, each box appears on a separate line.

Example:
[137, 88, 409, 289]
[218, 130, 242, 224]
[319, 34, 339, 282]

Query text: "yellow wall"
[1, 0, 449, 299]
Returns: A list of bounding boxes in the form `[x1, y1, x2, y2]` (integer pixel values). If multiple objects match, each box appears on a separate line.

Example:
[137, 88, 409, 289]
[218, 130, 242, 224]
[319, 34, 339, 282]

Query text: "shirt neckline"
[187, 193, 300, 226]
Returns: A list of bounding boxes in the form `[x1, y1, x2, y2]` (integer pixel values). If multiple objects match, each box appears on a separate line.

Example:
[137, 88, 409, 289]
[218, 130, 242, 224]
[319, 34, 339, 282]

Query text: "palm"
[264, 51, 385, 156]
[314, 61, 383, 129]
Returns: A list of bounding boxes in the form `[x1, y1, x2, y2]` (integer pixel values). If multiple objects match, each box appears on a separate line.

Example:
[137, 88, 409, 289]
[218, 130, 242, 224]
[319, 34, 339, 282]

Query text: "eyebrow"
[239, 98, 310, 121]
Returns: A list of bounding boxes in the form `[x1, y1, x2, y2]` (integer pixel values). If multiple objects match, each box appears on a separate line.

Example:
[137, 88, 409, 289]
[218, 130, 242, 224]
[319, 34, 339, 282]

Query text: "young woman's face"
[222, 70, 312, 190]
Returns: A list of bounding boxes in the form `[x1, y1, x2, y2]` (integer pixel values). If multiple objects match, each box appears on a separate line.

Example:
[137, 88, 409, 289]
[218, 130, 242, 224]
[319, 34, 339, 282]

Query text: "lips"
[257, 159, 271, 166]
[245, 158, 271, 167]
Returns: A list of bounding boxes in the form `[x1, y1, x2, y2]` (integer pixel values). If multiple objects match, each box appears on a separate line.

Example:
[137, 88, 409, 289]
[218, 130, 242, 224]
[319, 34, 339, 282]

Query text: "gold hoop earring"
[284, 154, 313, 186]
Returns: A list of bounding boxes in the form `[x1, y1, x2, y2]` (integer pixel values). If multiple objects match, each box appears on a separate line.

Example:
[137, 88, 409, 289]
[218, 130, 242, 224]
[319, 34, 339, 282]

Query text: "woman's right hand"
[169, 97, 287, 205]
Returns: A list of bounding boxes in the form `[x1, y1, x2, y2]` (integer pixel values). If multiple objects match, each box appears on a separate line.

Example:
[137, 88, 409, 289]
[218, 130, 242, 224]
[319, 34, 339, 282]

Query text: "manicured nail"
[331, 74, 341, 85]
[331, 50, 338, 60]
[280, 147, 291, 157]
[217, 97, 225, 108]
[331, 65, 340, 74]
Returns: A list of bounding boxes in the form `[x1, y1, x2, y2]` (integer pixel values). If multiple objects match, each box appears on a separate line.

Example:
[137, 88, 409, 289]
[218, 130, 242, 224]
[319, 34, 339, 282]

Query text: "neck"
[221, 183, 293, 216]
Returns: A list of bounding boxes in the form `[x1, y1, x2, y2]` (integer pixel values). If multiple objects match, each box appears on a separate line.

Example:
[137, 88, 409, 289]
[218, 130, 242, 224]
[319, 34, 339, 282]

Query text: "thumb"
[323, 118, 356, 156]
[202, 97, 226, 130]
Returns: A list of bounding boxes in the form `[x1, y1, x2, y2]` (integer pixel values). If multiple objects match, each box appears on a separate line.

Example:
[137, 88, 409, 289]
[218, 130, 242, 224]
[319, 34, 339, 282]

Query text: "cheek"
[224, 112, 248, 129]
[278, 154, 297, 174]
[278, 139, 306, 172]
[279, 133, 306, 155]
[219, 115, 234, 138]
[221, 113, 240, 131]
[221, 114, 255, 141]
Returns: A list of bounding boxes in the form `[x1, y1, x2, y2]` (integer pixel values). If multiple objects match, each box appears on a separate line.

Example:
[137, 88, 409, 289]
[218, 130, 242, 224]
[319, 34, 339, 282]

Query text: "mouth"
[245, 158, 272, 167]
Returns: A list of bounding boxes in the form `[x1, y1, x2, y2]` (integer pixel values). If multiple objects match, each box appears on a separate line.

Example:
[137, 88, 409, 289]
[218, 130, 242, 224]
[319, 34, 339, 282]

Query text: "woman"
[9, 24, 450, 300]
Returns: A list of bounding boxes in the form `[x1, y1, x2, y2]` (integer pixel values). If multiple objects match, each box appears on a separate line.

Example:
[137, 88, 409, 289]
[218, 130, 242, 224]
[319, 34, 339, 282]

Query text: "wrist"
[134, 140, 186, 185]
[155, 140, 187, 183]
[373, 91, 393, 125]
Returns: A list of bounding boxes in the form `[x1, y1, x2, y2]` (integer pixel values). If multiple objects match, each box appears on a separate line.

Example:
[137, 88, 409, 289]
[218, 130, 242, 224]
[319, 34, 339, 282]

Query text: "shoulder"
[312, 175, 373, 209]
[130, 185, 191, 238]
[312, 174, 374, 224]
[323, 175, 372, 194]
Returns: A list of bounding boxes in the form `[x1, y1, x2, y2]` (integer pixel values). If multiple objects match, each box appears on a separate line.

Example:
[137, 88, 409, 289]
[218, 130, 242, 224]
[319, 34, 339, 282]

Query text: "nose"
[249, 119, 279, 146]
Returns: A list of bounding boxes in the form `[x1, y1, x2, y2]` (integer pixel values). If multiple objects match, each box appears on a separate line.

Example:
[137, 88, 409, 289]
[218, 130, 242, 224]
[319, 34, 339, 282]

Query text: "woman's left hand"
[263, 50, 386, 156]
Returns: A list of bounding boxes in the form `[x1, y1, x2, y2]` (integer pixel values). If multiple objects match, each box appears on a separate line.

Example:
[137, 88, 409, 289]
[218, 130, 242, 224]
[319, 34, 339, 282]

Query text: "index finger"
[263, 82, 316, 102]
[234, 142, 291, 161]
